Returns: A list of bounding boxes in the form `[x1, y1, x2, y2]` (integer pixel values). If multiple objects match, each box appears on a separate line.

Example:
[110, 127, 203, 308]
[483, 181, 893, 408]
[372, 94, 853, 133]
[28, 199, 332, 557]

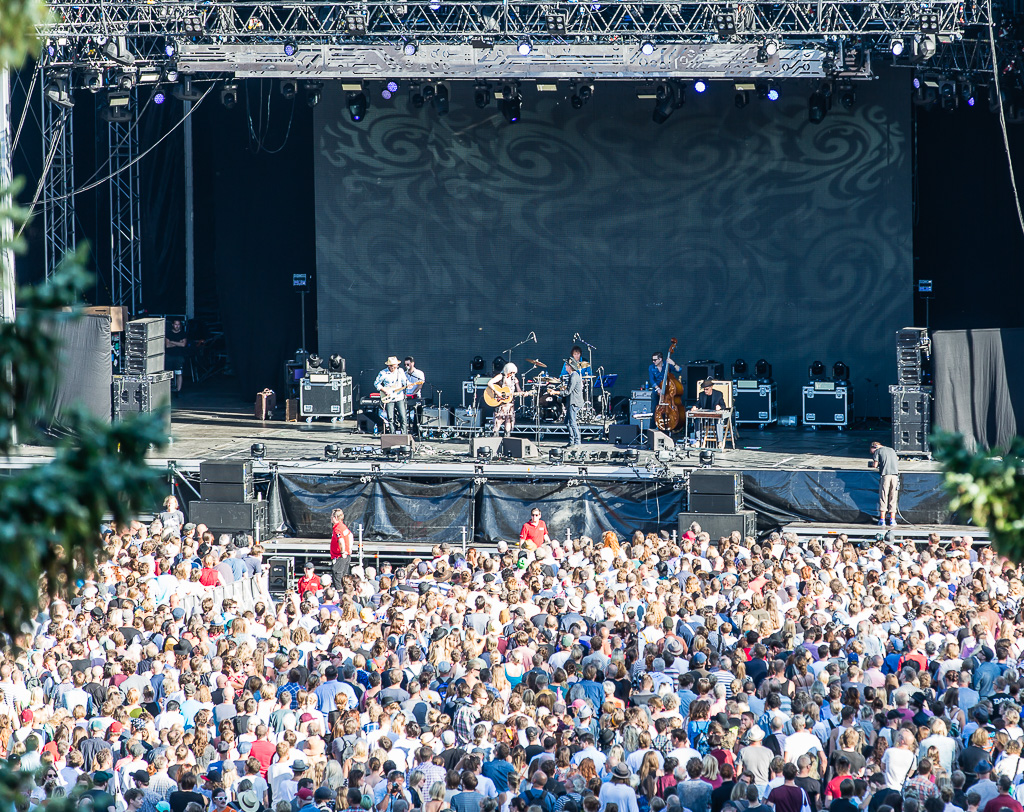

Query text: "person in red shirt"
[519, 508, 551, 551]
[248, 725, 276, 777]
[330, 508, 354, 587]
[296, 563, 323, 596]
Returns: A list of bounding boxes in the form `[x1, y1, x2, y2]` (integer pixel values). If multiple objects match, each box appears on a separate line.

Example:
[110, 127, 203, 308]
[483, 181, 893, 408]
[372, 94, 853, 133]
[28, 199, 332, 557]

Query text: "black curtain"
[47, 313, 113, 430]
[932, 328, 1024, 451]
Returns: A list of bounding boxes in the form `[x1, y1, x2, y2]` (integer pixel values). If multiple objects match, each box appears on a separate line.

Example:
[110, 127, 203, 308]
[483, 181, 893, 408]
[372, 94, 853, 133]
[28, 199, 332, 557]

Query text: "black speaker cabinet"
[112, 372, 172, 436]
[200, 460, 253, 483]
[267, 556, 293, 597]
[679, 510, 757, 542]
[500, 437, 539, 458]
[610, 424, 641, 446]
[201, 482, 255, 503]
[688, 471, 743, 495]
[189, 500, 268, 537]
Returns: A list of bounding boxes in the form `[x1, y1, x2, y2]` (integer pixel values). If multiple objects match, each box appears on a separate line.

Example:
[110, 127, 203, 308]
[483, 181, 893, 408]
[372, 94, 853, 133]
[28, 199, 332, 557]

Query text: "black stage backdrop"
[933, 328, 1024, 451]
[314, 77, 912, 416]
[47, 313, 113, 432]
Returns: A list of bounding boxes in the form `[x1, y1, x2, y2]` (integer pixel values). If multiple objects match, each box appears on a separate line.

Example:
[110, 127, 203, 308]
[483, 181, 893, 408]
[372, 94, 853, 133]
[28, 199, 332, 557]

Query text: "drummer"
[559, 345, 589, 377]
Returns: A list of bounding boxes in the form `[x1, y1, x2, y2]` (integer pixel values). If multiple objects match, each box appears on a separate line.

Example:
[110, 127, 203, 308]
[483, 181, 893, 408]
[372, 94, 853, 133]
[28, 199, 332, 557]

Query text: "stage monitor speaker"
[470, 436, 503, 457]
[356, 412, 379, 434]
[645, 429, 674, 452]
[500, 437, 539, 458]
[610, 424, 640, 446]
[189, 500, 268, 537]
[679, 510, 757, 542]
[381, 434, 415, 450]
[267, 556, 293, 597]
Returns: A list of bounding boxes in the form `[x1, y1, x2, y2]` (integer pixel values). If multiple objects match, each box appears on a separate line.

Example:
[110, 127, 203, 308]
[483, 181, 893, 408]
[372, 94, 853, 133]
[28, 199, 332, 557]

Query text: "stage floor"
[66, 390, 941, 473]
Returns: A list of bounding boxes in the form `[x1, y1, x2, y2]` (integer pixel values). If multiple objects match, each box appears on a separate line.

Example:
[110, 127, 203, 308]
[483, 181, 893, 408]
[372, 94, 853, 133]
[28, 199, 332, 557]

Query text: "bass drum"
[539, 392, 565, 422]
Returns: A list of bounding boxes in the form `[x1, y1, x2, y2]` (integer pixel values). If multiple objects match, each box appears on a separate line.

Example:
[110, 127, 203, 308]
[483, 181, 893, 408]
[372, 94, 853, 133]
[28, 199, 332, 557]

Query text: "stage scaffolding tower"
[40, 68, 75, 281]
[107, 93, 142, 313]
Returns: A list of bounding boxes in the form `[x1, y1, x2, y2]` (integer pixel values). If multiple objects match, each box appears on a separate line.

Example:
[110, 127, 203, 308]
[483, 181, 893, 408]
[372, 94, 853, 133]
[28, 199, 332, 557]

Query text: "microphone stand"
[501, 332, 537, 368]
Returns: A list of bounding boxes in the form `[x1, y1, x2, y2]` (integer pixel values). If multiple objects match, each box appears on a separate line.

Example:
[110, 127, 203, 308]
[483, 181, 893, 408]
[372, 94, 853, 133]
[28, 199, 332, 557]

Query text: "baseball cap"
[297, 788, 314, 801]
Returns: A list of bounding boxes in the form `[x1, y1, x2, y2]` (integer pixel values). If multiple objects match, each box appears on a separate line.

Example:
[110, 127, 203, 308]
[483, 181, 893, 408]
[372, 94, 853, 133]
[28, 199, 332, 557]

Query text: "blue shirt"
[313, 679, 344, 713]
[648, 361, 681, 391]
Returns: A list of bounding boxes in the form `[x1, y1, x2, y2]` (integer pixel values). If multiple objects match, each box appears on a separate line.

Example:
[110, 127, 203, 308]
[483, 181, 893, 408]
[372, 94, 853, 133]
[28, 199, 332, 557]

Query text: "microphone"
[574, 333, 580, 342]
[532, 332, 538, 343]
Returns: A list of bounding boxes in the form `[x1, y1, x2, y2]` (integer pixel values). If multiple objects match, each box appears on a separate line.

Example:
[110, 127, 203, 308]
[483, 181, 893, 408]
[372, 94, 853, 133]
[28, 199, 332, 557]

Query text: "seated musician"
[560, 345, 588, 377]
[691, 379, 726, 446]
[487, 362, 522, 437]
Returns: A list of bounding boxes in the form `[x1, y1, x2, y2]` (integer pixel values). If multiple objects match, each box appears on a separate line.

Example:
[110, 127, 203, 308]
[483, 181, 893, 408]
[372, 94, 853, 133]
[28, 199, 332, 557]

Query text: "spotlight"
[939, 80, 956, 110]
[102, 91, 131, 122]
[280, 79, 298, 100]
[914, 76, 921, 89]
[221, 80, 239, 108]
[699, 449, 715, 467]
[324, 444, 340, 461]
[429, 0, 440, 9]
[652, 82, 681, 124]
[153, 90, 166, 105]
[433, 82, 449, 115]
[916, 34, 937, 60]
[329, 354, 345, 371]
[754, 359, 772, 380]
[501, 87, 521, 123]
[474, 84, 491, 108]
[765, 39, 780, 56]
[306, 354, 323, 371]
[766, 86, 780, 101]
[832, 361, 849, 382]
[471, 356, 485, 372]
[734, 90, 749, 108]
[164, 42, 176, 58]
[283, 38, 297, 57]
[250, 443, 267, 460]
[920, 11, 939, 33]
[891, 38, 905, 56]
[44, 78, 75, 109]
[549, 448, 564, 464]
[963, 83, 976, 107]
[732, 359, 748, 377]
[103, 37, 136, 67]
[164, 69, 178, 83]
[809, 361, 826, 380]
[517, 39, 533, 56]
[410, 85, 424, 108]
[404, 42, 417, 56]
[640, 41, 655, 55]
[477, 445, 493, 460]
[808, 87, 828, 124]
[624, 448, 640, 464]
[694, 79, 707, 94]
[838, 82, 855, 109]
[714, 12, 736, 36]
[305, 80, 322, 107]
[347, 91, 368, 121]
[571, 94, 583, 109]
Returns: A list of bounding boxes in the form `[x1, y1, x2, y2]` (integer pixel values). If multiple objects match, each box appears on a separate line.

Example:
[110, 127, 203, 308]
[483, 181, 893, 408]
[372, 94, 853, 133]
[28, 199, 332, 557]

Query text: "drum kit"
[521, 358, 611, 425]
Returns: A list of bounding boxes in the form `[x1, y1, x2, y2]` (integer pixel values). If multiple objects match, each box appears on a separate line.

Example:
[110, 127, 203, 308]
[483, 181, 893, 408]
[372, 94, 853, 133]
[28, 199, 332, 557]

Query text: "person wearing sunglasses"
[519, 508, 551, 552]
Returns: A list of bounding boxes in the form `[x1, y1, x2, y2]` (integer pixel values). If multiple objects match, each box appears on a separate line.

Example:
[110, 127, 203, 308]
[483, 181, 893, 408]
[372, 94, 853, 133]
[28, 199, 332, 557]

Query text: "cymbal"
[526, 358, 546, 368]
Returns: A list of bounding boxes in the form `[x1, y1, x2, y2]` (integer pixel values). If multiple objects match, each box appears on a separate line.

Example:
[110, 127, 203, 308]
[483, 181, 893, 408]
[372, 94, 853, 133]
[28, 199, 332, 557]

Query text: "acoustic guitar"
[483, 385, 535, 408]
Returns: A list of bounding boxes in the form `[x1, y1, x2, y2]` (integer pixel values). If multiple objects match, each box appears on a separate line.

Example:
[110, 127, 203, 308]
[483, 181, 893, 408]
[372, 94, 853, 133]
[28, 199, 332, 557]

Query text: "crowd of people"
[2, 503, 1022, 812]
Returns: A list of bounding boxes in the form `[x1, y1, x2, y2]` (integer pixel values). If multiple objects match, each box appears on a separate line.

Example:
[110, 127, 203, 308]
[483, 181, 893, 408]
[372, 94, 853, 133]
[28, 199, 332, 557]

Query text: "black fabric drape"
[933, 328, 1024, 452]
[46, 313, 112, 431]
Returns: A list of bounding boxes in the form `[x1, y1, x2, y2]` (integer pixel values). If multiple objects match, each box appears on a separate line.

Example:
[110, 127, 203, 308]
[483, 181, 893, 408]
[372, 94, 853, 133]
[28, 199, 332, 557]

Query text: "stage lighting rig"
[501, 85, 522, 123]
[808, 82, 831, 123]
[44, 76, 75, 109]
[280, 79, 298, 99]
[832, 361, 850, 384]
[652, 81, 683, 124]
[283, 38, 297, 56]
[549, 448, 564, 464]
[324, 444, 340, 461]
[808, 361, 827, 381]
[103, 37, 136, 66]
[699, 449, 715, 467]
[433, 82, 449, 115]
[755, 359, 773, 381]
[347, 90, 368, 121]
[477, 445, 493, 460]
[714, 12, 737, 36]
[517, 38, 533, 56]
[305, 81, 322, 107]
[221, 80, 239, 108]
[474, 83, 492, 108]
[404, 42, 417, 56]
[101, 91, 131, 121]
[641, 41, 655, 55]
[732, 359, 748, 378]
[251, 443, 267, 460]
[838, 81, 855, 109]
[694, 79, 708, 94]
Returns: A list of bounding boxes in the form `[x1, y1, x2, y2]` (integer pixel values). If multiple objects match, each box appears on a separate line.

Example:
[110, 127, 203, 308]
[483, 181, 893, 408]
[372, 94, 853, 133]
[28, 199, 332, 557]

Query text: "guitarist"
[375, 355, 409, 434]
[487, 362, 522, 437]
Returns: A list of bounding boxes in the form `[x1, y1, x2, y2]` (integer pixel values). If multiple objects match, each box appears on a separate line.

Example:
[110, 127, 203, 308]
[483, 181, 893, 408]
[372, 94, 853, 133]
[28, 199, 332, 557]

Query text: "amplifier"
[126, 317, 165, 341]
[202, 481, 255, 503]
[630, 393, 654, 426]
[630, 389, 651, 400]
[801, 386, 851, 427]
[680, 510, 757, 542]
[300, 375, 354, 419]
[419, 406, 451, 429]
[112, 372, 172, 435]
[200, 460, 253, 483]
[124, 353, 165, 375]
[897, 327, 930, 348]
[189, 500, 268, 537]
[455, 407, 481, 429]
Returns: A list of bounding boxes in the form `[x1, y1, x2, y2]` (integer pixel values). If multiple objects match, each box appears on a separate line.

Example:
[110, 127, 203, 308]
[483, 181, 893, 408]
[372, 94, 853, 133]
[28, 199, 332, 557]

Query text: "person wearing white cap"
[486, 362, 523, 437]
[374, 355, 409, 434]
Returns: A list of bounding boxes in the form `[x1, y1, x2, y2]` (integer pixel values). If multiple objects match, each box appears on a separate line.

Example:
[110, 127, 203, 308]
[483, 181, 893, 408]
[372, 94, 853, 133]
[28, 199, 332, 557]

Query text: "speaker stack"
[190, 460, 268, 539]
[112, 317, 172, 436]
[890, 327, 933, 457]
[681, 470, 757, 541]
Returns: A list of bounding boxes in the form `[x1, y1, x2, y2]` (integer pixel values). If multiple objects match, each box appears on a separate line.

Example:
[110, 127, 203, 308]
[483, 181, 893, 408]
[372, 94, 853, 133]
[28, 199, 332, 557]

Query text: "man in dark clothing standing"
[565, 359, 584, 449]
[869, 442, 900, 527]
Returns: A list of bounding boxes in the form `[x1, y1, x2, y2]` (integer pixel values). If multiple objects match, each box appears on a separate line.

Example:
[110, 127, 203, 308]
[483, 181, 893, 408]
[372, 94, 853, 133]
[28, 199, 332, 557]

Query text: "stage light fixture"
[914, 77, 921, 89]
[765, 39, 780, 56]
[694, 79, 708, 94]
[429, 0, 441, 9]
[471, 355, 485, 372]
[571, 94, 583, 109]
[714, 12, 736, 36]
[916, 34, 937, 60]
[410, 84, 425, 108]
[329, 354, 344, 371]
[549, 448, 564, 464]
[891, 38, 905, 56]
[44, 77, 75, 109]
[699, 449, 715, 467]
[517, 39, 533, 56]
[102, 91, 131, 122]
[307, 354, 323, 371]
[809, 361, 826, 380]
[838, 82, 855, 109]
[939, 80, 956, 110]
[477, 445, 493, 460]
[279, 79, 298, 100]
[963, 83, 977, 107]
[153, 90, 166, 105]
[920, 11, 939, 33]
[83, 70, 103, 92]
[640, 41, 655, 55]
[474, 84, 491, 108]
[221, 80, 239, 108]
[165, 69, 179, 83]
[652, 82, 682, 124]
[164, 42, 176, 58]
[754, 359, 772, 380]
[545, 12, 567, 34]
[624, 448, 640, 464]
[324, 444, 340, 461]
[732, 359, 747, 377]
[808, 87, 828, 124]
[832, 361, 849, 382]
[347, 91, 368, 121]
[433, 83, 449, 115]
[404, 42, 417, 56]
[283, 38, 297, 56]
[305, 81, 322, 107]
[501, 87, 522, 123]
[103, 37, 136, 66]
[346, 13, 367, 33]
[250, 443, 267, 460]
[173, 75, 202, 101]
[762, 83, 780, 101]
[734, 90, 749, 108]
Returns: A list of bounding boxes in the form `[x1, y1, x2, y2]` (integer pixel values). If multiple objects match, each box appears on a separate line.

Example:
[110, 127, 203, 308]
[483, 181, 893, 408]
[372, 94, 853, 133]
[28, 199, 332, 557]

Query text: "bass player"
[487, 362, 523, 437]
[375, 355, 409, 434]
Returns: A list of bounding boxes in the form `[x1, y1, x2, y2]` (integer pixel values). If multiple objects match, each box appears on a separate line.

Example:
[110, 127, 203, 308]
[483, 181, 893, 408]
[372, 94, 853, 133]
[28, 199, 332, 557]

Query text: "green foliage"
[0, 0, 47, 71]
[933, 429, 1024, 563]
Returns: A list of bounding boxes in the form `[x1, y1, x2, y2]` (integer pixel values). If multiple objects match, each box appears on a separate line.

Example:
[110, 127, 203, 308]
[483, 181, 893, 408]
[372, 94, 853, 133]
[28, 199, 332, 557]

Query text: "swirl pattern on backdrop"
[315, 79, 911, 417]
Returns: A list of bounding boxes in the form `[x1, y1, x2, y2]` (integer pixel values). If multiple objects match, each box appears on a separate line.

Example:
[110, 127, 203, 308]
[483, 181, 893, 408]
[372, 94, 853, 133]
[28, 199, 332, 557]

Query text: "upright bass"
[654, 337, 683, 432]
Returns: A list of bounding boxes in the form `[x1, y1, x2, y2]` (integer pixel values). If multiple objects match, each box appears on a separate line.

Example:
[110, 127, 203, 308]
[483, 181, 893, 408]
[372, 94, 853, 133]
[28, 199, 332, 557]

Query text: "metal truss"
[37, 0, 985, 53]
[40, 71, 75, 279]
[108, 95, 142, 313]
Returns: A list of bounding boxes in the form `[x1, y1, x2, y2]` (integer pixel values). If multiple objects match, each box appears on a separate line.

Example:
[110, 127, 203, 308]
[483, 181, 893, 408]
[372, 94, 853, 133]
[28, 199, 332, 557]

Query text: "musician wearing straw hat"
[375, 355, 410, 434]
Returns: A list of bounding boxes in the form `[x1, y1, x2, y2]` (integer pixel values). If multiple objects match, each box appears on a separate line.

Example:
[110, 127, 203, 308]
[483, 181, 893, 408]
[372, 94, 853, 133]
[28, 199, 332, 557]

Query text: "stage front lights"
[250, 443, 267, 460]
